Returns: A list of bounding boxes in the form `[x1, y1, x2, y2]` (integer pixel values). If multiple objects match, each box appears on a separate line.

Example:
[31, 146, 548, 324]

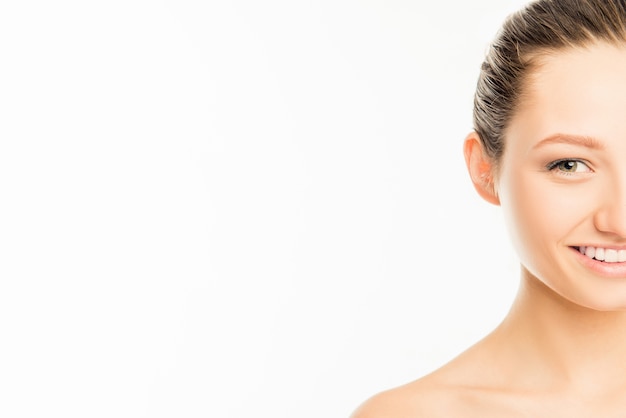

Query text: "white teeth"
[580, 246, 626, 263]
[595, 248, 606, 261]
[605, 249, 618, 262]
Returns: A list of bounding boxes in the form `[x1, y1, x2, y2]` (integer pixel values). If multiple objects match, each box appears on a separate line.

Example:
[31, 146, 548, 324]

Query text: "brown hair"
[474, 0, 626, 163]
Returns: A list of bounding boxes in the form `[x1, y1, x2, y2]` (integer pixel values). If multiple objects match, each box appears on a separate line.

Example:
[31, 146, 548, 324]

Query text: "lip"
[571, 246, 626, 278]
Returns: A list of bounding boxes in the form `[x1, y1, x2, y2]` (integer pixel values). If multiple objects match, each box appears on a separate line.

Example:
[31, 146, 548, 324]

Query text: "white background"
[1, 1, 528, 417]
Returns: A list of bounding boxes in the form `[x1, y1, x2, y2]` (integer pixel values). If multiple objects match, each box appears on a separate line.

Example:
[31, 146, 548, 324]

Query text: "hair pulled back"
[474, 0, 626, 163]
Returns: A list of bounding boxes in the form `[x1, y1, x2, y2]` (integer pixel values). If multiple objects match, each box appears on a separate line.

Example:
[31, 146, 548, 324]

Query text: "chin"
[563, 292, 626, 312]
[530, 267, 626, 312]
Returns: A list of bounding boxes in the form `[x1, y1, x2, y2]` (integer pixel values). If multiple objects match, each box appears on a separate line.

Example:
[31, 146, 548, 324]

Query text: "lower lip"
[571, 247, 626, 278]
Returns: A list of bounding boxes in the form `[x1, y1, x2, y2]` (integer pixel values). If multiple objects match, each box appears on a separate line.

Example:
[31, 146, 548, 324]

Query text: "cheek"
[501, 176, 554, 260]
[498, 171, 594, 262]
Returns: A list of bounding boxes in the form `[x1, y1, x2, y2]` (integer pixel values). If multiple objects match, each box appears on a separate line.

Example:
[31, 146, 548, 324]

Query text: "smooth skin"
[351, 43, 626, 417]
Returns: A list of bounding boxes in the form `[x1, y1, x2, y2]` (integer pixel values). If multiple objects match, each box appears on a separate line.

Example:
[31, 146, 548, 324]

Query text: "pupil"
[563, 161, 576, 171]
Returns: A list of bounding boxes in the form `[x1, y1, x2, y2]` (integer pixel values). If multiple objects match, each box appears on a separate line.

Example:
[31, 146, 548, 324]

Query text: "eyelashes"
[546, 159, 593, 175]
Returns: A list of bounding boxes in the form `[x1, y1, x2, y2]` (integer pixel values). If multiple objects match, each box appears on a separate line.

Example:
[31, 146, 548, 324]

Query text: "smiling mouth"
[575, 246, 626, 263]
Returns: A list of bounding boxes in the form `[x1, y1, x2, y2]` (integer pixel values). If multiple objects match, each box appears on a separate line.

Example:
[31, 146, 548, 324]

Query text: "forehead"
[507, 43, 626, 147]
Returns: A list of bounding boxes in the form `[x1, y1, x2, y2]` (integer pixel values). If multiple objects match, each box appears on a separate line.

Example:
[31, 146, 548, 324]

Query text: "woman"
[352, 0, 626, 416]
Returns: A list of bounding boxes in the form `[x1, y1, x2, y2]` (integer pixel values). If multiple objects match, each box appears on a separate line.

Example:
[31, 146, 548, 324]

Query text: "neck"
[492, 267, 626, 393]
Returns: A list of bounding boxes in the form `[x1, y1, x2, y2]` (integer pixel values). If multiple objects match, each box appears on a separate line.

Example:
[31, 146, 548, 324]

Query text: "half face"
[498, 42, 626, 311]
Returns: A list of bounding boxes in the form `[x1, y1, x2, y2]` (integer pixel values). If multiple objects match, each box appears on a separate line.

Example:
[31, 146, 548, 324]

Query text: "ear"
[463, 131, 500, 206]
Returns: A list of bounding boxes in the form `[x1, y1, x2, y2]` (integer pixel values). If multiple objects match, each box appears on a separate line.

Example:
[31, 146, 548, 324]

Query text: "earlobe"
[463, 132, 500, 206]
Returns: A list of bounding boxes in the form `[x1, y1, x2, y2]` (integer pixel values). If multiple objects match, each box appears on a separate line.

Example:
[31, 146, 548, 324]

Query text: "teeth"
[605, 249, 618, 262]
[595, 248, 605, 261]
[579, 246, 626, 263]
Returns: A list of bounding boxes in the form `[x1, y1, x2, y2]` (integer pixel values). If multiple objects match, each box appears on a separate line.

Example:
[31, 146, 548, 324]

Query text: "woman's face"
[497, 42, 626, 311]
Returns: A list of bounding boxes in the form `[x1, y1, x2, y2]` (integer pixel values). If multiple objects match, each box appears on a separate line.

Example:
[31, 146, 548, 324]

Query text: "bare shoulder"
[349, 340, 506, 417]
[349, 376, 461, 418]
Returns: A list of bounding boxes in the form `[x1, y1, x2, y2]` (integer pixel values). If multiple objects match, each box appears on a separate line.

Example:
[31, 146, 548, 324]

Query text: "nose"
[594, 179, 626, 238]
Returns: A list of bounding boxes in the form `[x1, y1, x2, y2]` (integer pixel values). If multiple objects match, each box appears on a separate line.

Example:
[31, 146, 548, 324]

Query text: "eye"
[547, 159, 592, 174]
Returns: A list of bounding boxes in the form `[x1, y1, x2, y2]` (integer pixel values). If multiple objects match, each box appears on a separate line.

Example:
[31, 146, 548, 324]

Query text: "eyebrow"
[533, 133, 605, 150]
